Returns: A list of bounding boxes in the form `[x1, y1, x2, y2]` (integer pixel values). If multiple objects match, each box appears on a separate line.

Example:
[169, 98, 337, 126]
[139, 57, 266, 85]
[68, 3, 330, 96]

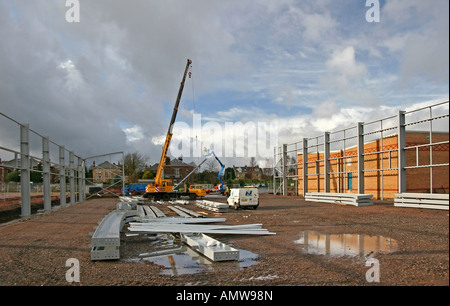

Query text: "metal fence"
[273, 101, 449, 200]
[0, 112, 125, 218]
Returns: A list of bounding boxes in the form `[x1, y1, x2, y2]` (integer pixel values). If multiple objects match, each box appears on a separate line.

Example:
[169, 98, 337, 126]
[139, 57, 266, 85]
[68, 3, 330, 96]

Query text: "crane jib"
[151, 58, 192, 190]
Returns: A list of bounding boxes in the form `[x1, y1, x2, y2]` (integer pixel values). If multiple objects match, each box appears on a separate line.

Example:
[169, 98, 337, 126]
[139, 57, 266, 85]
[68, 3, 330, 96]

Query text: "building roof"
[149, 158, 196, 171]
[96, 161, 120, 169]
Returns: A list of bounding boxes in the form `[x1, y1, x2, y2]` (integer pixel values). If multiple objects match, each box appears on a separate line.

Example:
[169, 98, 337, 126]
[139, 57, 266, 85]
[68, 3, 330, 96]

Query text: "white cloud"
[0, 0, 447, 166]
[326, 46, 367, 81]
[123, 125, 144, 142]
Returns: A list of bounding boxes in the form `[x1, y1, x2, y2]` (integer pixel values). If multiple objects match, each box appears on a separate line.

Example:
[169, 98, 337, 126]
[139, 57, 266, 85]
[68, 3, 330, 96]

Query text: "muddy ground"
[0, 193, 448, 287]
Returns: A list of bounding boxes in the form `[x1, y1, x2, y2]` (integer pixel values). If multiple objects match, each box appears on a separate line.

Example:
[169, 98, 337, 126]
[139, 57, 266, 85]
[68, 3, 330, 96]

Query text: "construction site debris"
[196, 199, 228, 212]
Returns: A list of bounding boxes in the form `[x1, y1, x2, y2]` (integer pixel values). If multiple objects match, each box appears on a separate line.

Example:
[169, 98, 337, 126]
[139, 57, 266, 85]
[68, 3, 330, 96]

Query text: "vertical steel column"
[324, 132, 330, 193]
[20, 124, 31, 217]
[428, 107, 433, 193]
[398, 111, 406, 193]
[122, 153, 125, 193]
[357, 122, 365, 194]
[59, 146, 66, 206]
[282, 144, 288, 196]
[302, 138, 308, 196]
[42, 136, 51, 212]
[69, 151, 75, 204]
[272, 147, 276, 195]
[77, 157, 84, 202]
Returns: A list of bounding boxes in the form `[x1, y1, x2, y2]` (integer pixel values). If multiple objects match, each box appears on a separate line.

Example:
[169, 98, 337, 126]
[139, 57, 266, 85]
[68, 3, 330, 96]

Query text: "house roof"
[149, 158, 196, 170]
[96, 161, 120, 169]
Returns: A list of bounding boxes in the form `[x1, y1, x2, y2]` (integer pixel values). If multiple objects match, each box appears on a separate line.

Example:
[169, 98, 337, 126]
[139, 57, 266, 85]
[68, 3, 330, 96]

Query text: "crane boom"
[154, 59, 192, 187]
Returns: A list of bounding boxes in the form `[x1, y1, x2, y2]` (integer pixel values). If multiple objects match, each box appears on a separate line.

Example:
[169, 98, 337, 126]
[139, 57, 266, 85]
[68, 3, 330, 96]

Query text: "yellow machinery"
[145, 59, 203, 200]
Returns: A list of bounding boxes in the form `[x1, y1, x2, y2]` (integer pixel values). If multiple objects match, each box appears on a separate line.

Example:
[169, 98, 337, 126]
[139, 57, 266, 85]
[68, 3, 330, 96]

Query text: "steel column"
[397, 111, 406, 193]
[302, 138, 308, 196]
[59, 146, 66, 206]
[272, 147, 276, 195]
[20, 124, 31, 217]
[69, 151, 75, 204]
[357, 122, 365, 194]
[78, 157, 84, 202]
[42, 136, 51, 212]
[324, 132, 330, 193]
[282, 144, 288, 196]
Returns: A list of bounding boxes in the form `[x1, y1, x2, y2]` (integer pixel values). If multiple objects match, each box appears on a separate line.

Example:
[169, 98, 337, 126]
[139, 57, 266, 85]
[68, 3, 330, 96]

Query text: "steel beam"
[181, 233, 239, 262]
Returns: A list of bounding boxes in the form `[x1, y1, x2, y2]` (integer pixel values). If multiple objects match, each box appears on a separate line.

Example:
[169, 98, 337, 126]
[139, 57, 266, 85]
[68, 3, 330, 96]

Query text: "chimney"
[165, 157, 171, 165]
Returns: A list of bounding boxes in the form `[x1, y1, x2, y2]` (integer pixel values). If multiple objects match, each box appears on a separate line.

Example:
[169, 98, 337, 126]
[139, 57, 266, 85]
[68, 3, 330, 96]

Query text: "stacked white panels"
[394, 193, 449, 210]
[305, 192, 373, 207]
[196, 200, 228, 212]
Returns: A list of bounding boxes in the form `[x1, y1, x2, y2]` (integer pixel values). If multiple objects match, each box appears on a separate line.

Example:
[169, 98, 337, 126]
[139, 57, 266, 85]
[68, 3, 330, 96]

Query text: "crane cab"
[145, 180, 173, 194]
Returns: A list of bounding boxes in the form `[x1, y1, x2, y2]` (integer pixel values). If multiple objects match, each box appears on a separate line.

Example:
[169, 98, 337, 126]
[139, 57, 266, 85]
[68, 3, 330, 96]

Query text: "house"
[233, 165, 263, 180]
[149, 157, 195, 184]
[93, 161, 122, 183]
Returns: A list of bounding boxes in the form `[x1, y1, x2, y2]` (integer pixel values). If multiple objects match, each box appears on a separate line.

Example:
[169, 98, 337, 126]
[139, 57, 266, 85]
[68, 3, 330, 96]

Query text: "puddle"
[126, 233, 259, 276]
[294, 231, 398, 258]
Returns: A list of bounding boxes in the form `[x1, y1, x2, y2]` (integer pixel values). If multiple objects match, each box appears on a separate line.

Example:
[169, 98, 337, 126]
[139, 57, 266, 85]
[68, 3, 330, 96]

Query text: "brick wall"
[298, 132, 449, 199]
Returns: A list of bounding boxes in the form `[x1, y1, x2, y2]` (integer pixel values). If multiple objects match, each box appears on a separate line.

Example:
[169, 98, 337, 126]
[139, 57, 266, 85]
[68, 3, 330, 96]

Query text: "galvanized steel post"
[20, 124, 31, 217]
[59, 146, 66, 206]
[42, 136, 51, 212]
[302, 138, 308, 197]
[272, 147, 276, 195]
[282, 144, 288, 196]
[324, 132, 330, 193]
[397, 111, 406, 193]
[78, 157, 84, 202]
[357, 122, 365, 194]
[69, 151, 75, 204]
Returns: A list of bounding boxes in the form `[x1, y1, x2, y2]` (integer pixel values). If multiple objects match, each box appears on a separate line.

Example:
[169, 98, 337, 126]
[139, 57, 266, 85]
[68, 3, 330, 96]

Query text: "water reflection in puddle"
[126, 234, 259, 276]
[294, 231, 398, 258]
[144, 246, 259, 276]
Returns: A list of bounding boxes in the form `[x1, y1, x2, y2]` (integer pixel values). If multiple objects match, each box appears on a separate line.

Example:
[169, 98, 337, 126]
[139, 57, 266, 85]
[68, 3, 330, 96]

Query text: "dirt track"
[0, 193, 448, 286]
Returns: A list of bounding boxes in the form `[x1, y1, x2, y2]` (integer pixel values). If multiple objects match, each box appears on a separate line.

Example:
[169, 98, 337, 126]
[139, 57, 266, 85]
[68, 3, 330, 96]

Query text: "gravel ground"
[0, 193, 448, 287]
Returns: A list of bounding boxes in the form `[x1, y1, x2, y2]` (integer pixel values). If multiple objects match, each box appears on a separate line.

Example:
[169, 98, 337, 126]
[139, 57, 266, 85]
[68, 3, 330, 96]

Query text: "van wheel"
[234, 203, 240, 210]
[253, 205, 258, 210]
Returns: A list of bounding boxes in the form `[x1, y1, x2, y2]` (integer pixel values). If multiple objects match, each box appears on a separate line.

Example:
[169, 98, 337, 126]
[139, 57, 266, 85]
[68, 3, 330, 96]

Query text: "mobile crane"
[144, 59, 205, 201]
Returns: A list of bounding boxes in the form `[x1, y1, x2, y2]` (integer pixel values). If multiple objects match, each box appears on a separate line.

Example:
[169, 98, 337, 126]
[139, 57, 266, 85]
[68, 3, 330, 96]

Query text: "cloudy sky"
[0, 0, 448, 168]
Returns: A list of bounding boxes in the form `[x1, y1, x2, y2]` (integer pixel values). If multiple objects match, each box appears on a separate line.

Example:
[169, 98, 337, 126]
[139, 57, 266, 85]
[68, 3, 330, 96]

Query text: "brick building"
[297, 131, 449, 199]
[233, 165, 263, 180]
[149, 157, 195, 184]
[93, 161, 122, 183]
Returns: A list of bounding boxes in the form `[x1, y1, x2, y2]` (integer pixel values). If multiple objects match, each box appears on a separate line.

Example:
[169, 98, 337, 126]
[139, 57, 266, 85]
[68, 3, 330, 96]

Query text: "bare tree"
[205, 159, 217, 172]
[124, 152, 148, 183]
[249, 157, 258, 179]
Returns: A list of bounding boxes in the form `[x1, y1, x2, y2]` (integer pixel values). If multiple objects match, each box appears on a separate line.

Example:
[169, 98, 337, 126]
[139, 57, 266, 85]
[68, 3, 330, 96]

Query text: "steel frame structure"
[273, 101, 449, 205]
[0, 112, 126, 218]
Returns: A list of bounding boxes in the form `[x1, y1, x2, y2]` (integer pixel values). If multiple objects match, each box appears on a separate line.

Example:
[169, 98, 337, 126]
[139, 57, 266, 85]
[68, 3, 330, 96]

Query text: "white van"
[227, 188, 259, 210]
